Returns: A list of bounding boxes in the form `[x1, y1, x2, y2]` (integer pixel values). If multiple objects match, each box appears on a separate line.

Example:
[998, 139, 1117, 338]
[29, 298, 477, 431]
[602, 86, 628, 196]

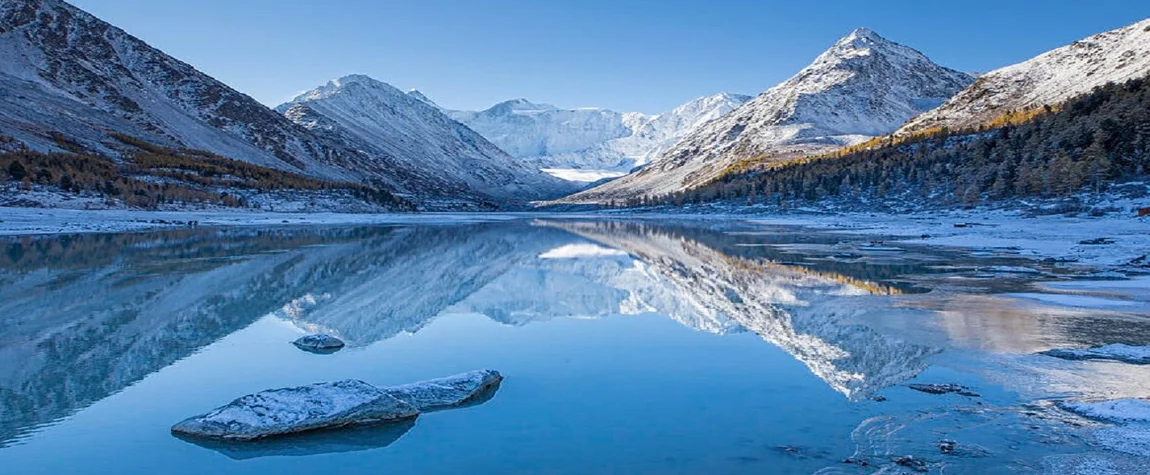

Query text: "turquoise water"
[1, 218, 1147, 474]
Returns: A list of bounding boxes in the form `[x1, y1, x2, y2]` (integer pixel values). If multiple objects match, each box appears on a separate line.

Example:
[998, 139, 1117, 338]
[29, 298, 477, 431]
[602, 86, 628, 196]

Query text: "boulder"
[171, 380, 418, 440]
[292, 334, 345, 353]
[172, 370, 503, 441]
[386, 370, 504, 412]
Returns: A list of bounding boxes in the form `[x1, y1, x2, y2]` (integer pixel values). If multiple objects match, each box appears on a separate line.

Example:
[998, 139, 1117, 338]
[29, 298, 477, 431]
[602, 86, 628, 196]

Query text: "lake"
[1, 217, 1148, 474]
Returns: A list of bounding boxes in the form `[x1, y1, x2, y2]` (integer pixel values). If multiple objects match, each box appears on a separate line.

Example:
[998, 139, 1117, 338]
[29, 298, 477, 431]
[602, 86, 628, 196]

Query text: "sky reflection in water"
[1, 218, 1148, 474]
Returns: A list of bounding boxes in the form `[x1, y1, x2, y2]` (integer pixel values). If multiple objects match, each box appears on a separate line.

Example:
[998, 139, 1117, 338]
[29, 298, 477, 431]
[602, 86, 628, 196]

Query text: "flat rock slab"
[385, 369, 504, 412]
[292, 334, 345, 353]
[172, 380, 417, 441]
[1041, 344, 1150, 365]
[172, 370, 503, 441]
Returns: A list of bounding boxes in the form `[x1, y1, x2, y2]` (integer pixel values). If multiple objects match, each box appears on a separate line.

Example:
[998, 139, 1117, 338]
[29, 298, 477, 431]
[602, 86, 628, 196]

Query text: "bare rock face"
[171, 371, 504, 441]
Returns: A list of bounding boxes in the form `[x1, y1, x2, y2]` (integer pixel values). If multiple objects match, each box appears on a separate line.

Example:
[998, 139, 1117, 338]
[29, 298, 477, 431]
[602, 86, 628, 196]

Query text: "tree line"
[635, 77, 1150, 209]
[1, 135, 413, 210]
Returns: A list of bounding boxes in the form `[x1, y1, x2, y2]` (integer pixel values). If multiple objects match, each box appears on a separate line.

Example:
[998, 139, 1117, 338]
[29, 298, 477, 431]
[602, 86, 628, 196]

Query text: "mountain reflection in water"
[0, 219, 1139, 451]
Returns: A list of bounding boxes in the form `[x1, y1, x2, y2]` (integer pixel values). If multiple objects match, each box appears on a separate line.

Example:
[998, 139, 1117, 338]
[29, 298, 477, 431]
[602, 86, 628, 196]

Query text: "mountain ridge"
[278, 74, 575, 207]
[897, 17, 1150, 135]
[557, 27, 973, 203]
[445, 92, 751, 182]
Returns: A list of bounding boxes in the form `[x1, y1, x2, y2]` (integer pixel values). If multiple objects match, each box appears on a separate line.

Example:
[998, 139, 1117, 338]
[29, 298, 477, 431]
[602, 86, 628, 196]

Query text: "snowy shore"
[0, 207, 525, 235]
[741, 208, 1150, 269]
[0, 206, 1146, 271]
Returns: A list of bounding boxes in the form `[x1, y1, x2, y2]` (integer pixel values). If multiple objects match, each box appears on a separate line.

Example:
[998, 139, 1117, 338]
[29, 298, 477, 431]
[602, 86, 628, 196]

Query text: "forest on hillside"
[0, 135, 412, 211]
[639, 77, 1150, 209]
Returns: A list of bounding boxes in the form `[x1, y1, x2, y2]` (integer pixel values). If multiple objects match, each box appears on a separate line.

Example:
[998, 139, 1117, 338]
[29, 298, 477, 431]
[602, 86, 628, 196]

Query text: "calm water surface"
[1, 218, 1148, 474]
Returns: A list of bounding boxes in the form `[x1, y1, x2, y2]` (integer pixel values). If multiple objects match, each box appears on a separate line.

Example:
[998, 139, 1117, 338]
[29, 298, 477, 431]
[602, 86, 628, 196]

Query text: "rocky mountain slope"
[278, 75, 573, 206]
[898, 18, 1150, 134]
[447, 93, 750, 182]
[0, 0, 359, 180]
[0, 0, 568, 209]
[559, 28, 973, 203]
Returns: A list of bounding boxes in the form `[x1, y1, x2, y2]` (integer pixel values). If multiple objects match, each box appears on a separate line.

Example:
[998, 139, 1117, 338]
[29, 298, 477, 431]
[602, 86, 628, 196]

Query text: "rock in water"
[172, 371, 504, 441]
[171, 380, 418, 440]
[292, 334, 345, 353]
[385, 370, 504, 412]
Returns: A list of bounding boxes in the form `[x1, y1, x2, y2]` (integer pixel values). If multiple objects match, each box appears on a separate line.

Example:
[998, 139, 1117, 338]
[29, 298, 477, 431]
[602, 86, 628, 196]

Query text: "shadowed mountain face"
[2, 219, 1032, 446]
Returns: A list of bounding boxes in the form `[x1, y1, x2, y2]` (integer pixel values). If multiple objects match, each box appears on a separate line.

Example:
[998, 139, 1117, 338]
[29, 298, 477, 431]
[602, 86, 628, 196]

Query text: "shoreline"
[1, 206, 1146, 271]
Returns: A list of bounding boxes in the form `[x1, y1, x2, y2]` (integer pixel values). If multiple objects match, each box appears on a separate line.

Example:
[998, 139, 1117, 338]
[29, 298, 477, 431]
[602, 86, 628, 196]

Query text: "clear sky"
[69, 0, 1148, 114]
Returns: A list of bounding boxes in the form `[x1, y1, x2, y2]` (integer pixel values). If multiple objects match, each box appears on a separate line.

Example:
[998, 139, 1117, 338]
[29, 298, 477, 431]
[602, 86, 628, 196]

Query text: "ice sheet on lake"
[1043, 344, 1150, 365]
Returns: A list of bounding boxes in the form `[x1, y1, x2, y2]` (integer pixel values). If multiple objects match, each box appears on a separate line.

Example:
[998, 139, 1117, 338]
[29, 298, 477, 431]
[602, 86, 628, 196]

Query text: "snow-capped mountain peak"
[0, 0, 363, 180]
[405, 88, 438, 108]
[558, 28, 973, 202]
[278, 74, 574, 206]
[445, 92, 751, 182]
[899, 17, 1150, 134]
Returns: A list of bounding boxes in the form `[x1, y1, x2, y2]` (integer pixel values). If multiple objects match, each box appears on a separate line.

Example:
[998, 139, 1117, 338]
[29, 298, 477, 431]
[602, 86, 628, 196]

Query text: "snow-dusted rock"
[172, 371, 505, 440]
[1060, 398, 1150, 424]
[561, 27, 972, 203]
[1042, 344, 1150, 365]
[899, 18, 1150, 135]
[171, 380, 419, 441]
[291, 334, 345, 353]
[385, 370, 505, 412]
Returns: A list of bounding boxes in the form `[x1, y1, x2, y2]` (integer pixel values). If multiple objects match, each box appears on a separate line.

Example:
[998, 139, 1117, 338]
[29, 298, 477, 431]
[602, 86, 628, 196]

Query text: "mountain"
[898, 18, 1150, 134]
[447, 93, 750, 182]
[405, 88, 439, 109]
[278, 75, 574, 206]
[0, 0, 568, 210]
[559, 28, 973, 203]
[0, 0, 359, 181]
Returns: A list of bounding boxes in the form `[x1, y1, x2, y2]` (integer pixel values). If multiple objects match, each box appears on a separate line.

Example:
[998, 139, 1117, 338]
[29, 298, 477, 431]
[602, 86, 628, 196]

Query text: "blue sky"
[71, 0, 1148, 114]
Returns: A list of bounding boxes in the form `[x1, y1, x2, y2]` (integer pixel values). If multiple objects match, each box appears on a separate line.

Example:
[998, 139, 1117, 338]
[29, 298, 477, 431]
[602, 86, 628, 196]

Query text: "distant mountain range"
[443, 93, 751, 182]
[1, 0, 1147, 211]
[277, 75, 573, 206]
[0, 0, 568, 209]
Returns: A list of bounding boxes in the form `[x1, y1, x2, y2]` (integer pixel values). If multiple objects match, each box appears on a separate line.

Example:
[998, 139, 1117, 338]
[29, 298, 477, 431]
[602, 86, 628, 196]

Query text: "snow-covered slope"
[898, 18, 1150, 134]
[547, 220, 939, 400]
[0, 0, 360, 181]
[278, 76, 574, 206]
[560, 28, 973, 203]
[447, 93, 750, 182]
